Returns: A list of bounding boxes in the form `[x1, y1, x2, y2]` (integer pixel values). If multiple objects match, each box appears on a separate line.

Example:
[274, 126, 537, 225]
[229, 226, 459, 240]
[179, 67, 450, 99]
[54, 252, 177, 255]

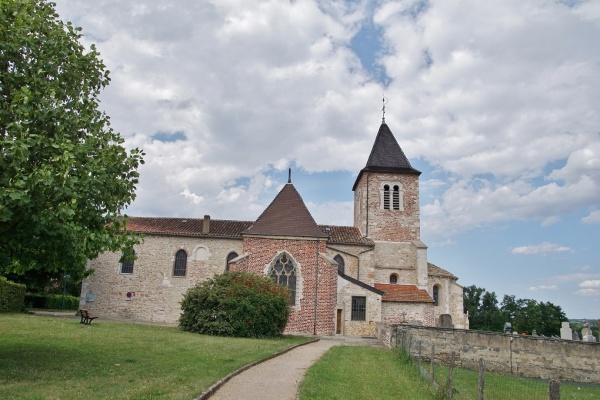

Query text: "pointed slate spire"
[353, 123, 421, 190]
[243, 182, 327, 238]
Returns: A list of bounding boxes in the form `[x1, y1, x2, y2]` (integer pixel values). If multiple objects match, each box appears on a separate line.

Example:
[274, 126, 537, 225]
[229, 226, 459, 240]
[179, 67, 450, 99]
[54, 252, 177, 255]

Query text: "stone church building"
[80, 122, 468, 336]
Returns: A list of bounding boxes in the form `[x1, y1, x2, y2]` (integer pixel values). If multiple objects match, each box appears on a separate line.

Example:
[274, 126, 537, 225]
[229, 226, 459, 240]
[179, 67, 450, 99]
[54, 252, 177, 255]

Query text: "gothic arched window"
[173, 250, 187, 277]
[226, 251, 238, 272]
[334, 254, 345, 274]
[269, 253, 297, 305]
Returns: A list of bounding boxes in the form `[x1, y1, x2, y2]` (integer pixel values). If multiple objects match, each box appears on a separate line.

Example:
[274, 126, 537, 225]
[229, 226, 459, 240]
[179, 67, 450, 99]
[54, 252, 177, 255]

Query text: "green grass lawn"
[299, 346, 437, 400]
[429, 362, 600, 400]
[0, 313, 310, 400]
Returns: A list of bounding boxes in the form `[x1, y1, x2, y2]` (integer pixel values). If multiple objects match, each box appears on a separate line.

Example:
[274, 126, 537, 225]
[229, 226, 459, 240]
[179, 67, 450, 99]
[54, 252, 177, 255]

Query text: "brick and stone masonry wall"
[232, 237, 337, 336]
[376, 323, 600, 383]
[80, 235, 242, 323]
[354, 172, 420, 242]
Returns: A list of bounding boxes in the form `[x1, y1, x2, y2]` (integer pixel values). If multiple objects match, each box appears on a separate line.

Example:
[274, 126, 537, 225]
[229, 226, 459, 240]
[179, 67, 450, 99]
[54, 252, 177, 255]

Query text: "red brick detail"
[230, 237, 337, 335]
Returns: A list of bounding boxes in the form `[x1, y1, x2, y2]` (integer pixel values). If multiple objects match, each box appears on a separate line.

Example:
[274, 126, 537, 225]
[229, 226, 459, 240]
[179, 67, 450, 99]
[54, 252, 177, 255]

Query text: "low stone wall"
[376, 322, 600, 384]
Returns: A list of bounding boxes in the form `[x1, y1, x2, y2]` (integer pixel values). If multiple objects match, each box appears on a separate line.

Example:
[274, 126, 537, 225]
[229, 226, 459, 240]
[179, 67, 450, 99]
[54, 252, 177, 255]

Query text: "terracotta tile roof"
[243, 183, 328, 238]
[319, 225, 374, 245]
[125, 217, 252, 238]
[428, 262, 457, 279]
[353, 123, 421, 190]
[374, 284, 434, 303]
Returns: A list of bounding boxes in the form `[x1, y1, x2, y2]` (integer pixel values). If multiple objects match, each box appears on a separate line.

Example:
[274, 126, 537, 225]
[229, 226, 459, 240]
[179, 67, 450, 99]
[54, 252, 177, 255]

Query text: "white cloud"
[511, 242, 573, 255]
[583, 210, 600, 224]
[575, 289, 600, 296]
[52, 0, 600, 240]
[580, 280, 600, 288]
[528, 285, 557, 291]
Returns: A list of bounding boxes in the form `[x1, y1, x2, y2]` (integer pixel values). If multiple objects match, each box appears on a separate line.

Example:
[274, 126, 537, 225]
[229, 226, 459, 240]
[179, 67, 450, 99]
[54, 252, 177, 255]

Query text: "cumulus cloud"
[511, 242, 573, 255]
[53, 0, 600, 239]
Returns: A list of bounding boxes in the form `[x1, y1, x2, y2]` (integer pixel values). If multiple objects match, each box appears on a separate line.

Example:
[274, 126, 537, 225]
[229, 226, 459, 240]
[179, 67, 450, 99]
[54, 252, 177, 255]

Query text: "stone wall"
[80, 235, 242, 323]
[337, 276, 382, 337]
[376, 323, 600, 383]
[381, 302, 434, 326]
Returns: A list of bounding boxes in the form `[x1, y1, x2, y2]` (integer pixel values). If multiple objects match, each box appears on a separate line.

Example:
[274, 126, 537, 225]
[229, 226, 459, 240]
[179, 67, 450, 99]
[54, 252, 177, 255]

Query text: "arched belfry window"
[269, 253, 297, 305]
[383, 184, 391, 209]
[389, 273, 398, 284]
[433, 285, 440, 306]
[226, 252, 238, 272]
[381, 182, 403, 210]
[173, 250, 187, 277]
[334, 254, 345, 274]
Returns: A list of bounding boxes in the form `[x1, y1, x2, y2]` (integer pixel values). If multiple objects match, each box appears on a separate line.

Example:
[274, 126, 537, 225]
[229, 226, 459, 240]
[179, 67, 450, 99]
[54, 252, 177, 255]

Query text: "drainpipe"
[313, 239, 320, 335]
[366, 174, 369, 237]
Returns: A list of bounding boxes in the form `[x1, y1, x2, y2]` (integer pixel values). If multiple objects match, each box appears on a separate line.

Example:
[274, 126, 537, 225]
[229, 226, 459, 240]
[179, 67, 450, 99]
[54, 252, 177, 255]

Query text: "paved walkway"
[206, 336, 384, 400]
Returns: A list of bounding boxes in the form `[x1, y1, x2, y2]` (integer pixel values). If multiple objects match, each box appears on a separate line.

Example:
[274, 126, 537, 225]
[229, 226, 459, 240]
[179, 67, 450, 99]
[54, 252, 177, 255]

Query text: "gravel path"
[208, 339, 339, 400]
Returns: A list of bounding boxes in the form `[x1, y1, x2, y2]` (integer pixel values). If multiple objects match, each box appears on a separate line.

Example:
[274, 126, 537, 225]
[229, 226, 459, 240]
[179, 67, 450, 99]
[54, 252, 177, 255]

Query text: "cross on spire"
[382, 96, 388, 124]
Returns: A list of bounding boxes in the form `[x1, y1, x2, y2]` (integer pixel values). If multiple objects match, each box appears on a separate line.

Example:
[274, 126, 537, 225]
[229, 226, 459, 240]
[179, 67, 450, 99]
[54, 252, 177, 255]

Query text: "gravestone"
[582, 321, 596, 342]
[532, 329, 538, 336]
[438, 314, 453, 328]
[560, 321, 572, 340]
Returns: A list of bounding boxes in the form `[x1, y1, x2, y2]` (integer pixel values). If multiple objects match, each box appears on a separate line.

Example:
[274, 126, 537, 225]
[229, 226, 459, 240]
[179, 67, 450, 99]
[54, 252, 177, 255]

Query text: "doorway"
[336, 309, 342, 334]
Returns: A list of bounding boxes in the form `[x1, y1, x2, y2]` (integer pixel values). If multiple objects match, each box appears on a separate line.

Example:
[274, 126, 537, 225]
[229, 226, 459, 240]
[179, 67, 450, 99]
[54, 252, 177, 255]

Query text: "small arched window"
[334, 254, 345, 274]
[173, 250, 187, 277]
[393, 185, 400, 210]
[433, 285, 439, 306]
[269, 253, 297, 305]
[389, 274, 398, 284]
[383, 184, 391, 209]
[226, 252, 238, 272]
[120, 249, 135, 274]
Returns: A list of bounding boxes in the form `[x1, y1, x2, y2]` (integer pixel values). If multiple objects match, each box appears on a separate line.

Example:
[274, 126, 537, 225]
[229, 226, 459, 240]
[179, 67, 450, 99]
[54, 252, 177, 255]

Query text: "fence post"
[549, 380, 560, 400]
[418, 340, 422, 364]
[407, 334, 412, 357]
[478, 358, 485, 400]
[430, 343, 435, 383]
[447, 351, 455, 400]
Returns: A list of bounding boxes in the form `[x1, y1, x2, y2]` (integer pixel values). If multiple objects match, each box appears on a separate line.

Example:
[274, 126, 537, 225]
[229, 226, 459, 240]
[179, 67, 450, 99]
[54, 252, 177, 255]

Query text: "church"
[79, 121, 468, 336]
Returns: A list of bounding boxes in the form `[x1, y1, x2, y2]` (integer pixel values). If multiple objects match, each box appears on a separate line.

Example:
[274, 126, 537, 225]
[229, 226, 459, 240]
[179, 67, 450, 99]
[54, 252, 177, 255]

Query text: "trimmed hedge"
[24, 293, 79, 310]
[0, 276, 26, 312]
[179, 271, 290, 338]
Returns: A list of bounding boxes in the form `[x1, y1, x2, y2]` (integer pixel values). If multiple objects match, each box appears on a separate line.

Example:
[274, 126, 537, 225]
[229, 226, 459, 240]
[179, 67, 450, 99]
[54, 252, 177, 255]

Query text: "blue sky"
[55, 0, 600, 319]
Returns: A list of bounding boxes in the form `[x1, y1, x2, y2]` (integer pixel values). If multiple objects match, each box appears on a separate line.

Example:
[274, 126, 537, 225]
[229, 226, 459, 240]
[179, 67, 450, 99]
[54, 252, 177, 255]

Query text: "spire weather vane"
[382, 96, 388, 123]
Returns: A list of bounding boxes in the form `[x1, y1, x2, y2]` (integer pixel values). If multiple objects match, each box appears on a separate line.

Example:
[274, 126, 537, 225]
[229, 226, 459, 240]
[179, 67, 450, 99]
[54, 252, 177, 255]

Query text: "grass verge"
[298, 346, 437, 400]
[0, 313, 310, 399]
[429, 362, 600, 400]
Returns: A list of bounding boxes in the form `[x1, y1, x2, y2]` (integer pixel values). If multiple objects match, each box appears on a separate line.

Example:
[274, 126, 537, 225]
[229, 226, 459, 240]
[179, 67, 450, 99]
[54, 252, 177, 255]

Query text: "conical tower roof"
[352, 123, 421, 190]
[243, 182, 327, 238]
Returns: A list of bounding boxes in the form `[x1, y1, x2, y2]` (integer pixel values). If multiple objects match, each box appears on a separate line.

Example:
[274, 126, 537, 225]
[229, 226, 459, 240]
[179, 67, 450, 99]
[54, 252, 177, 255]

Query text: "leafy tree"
[180, 272, 290, 338]
[0, 0, 144, 280]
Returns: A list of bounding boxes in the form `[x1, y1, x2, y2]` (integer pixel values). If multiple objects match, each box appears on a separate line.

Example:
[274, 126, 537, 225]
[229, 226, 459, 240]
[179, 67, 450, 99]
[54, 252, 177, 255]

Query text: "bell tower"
[352, 123, 421, 242]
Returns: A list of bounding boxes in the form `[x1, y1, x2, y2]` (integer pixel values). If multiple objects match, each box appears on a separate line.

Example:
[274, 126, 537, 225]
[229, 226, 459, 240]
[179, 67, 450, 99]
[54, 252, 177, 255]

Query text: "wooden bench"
[79, 309, 98, 325]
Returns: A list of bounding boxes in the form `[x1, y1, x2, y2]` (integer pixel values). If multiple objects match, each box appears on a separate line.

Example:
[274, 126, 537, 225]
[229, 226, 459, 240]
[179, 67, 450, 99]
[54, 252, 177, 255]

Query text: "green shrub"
[179, 271, 290, 338]
[24, 293, 79, 310]
[0, 276, 26, 312]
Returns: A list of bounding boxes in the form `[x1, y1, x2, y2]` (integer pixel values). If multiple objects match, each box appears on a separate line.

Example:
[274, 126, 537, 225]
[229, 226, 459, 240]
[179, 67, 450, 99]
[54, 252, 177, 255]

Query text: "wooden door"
[336, 309, 342, 334]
